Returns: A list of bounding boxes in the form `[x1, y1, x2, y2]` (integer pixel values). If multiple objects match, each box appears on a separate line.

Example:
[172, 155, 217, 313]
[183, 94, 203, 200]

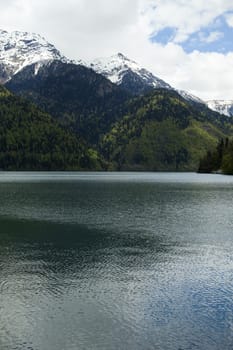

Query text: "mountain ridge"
[88, 52, 210, 107]
[1, 28, 231, 112]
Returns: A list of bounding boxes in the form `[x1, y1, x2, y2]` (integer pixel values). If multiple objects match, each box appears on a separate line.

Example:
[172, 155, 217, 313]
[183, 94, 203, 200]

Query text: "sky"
[1, 0, 233, 100]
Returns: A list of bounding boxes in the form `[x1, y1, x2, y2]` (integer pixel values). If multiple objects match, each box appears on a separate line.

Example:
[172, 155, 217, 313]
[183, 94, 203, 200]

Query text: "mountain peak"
[89, 53, 172, 92]
[116, 52, 127, 59]
[115, 52, 135, 63]
[0, 29, 69, 83]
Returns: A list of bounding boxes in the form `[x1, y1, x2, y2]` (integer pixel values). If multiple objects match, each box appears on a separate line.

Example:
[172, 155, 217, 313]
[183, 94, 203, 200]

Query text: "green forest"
[2, 69, 233, 172]
[100, 90, 233, 171]
[199, 138, 233, 174]
[0, 85, 102, 170]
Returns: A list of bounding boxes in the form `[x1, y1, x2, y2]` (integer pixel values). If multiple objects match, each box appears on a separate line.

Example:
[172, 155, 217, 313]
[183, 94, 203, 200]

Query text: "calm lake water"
[1, 172, 233, 350]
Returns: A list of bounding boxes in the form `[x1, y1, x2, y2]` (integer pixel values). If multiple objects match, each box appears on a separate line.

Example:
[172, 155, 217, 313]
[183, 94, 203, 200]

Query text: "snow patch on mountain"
[0, 29, 226, 115]
[88, 53, 172, 89]
[206, 100, 233, 117]
[0, 29, 69, 83]
[177, 90, 205, 104]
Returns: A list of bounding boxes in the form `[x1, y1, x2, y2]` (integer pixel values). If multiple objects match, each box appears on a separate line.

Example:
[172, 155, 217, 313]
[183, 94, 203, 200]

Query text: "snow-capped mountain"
[88, 53, 206, 105]
[0, 29, 69, 83]
[0, 29, 225, 113]
[206, 100, 233, 117]
[88, 53, 172, 95]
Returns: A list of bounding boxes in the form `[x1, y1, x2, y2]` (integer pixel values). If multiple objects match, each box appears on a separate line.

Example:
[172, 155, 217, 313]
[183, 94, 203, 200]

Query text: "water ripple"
[1, 173, 233, 349]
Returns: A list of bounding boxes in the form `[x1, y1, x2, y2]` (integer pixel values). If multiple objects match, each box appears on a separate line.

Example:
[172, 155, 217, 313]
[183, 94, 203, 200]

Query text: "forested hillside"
[0, 85, 102, 170]
[100, 90, 233, 171]
[4, 68, 233, 171]
[198, 138, 233, 174]
[6, 61, 130, 144]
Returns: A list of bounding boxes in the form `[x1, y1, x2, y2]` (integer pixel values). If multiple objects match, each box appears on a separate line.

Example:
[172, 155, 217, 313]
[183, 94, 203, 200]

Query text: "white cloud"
[225, 12, 233, 27]
[126, 41, 233, 100]
[0, 0, 233, 99]
[167, 50, 233, 100]
[199, 31, 223, 43]
[145, 0, 233, 43]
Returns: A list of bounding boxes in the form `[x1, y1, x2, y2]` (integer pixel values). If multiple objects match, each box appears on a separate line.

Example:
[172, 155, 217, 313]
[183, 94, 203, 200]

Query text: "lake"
[1, 172, 233, 350]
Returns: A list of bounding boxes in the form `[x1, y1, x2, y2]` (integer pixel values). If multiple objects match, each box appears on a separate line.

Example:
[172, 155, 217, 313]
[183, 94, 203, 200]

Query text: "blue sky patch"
[151, 14, 233, 54]
[151, 27, 176, 45]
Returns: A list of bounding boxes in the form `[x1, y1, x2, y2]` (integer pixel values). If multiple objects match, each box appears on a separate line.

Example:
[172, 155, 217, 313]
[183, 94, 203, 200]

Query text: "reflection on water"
[1, 172, 233, 350]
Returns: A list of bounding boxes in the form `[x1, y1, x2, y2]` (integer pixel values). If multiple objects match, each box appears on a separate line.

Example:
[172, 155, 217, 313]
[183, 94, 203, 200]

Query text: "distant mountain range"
[1, 28, 233, 171]
[1, 28, 232, 115]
